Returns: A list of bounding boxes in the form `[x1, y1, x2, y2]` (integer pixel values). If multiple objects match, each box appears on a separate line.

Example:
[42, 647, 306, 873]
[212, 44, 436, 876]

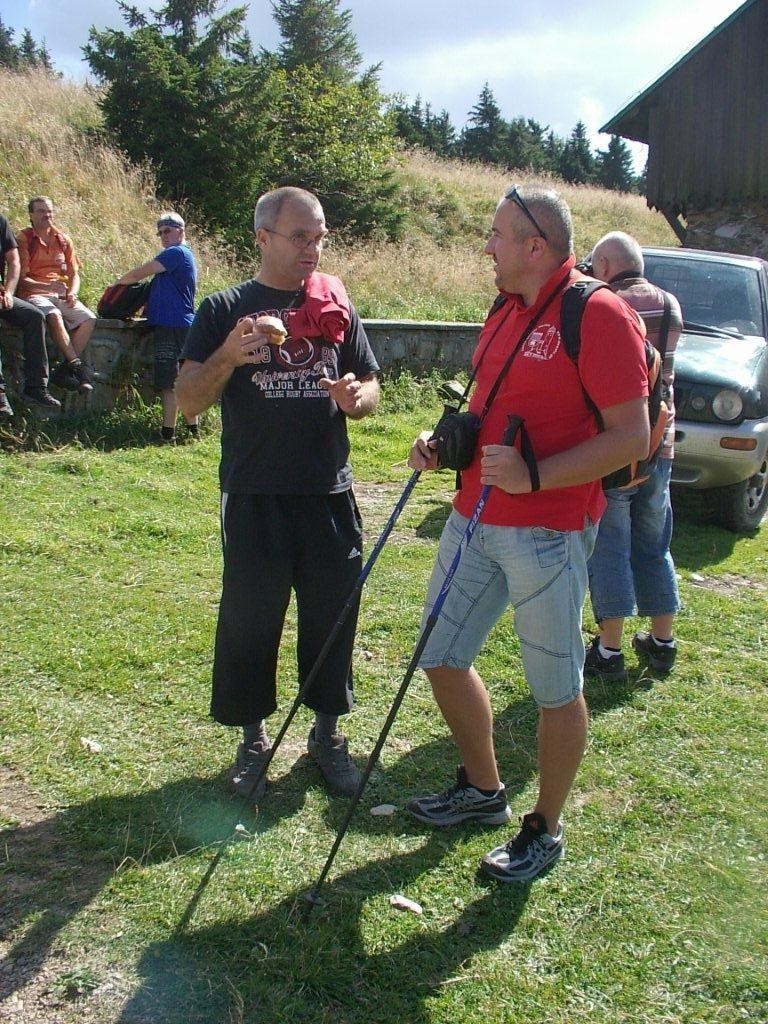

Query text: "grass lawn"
[1, 388, 766, 1024]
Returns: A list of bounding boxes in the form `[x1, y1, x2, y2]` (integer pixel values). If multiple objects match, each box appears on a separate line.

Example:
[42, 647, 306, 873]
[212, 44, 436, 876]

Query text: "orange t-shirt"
[16, 225, 77, 297]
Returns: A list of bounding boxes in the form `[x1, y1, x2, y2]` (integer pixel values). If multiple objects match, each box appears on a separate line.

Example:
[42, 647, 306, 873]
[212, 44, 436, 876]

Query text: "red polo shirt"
[454, 258, 649, 531]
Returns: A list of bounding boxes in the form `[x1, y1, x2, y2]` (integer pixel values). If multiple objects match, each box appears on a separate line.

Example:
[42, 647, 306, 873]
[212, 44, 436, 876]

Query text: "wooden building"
[601, 0, 768, 256]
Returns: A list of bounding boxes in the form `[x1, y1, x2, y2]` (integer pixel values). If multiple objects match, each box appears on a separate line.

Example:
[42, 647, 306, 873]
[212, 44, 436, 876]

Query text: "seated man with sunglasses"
[407, 185, 649, 881]
[176, 186, 380, 802]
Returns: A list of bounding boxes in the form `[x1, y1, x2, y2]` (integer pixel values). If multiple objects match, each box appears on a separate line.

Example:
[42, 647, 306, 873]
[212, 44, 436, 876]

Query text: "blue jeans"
[418, 510, 598, 708]
[588, 458, 680, 621]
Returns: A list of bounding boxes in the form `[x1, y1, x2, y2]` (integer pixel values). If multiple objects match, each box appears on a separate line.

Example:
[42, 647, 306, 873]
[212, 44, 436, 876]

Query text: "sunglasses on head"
[504, 185, 548, 241]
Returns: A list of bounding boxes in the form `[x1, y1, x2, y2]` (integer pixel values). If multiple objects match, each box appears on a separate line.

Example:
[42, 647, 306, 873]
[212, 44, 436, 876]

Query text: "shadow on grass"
[1, 668, 657, 1023]
[118, 841, 531, 1024]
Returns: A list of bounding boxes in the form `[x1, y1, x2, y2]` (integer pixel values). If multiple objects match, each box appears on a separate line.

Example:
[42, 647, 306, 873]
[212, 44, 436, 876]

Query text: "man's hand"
[408, 430, 439, 471]
[318, 372, 364, 415]
[65, 292, 77, 308]
[222, 318, 273, 367]
[479, 444, 532, 493]
[0, 287, 12, 311]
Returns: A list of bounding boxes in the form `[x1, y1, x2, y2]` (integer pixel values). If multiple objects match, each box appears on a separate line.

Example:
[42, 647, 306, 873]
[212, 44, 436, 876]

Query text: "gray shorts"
[25, 294, 96, 331]
[418, 509, 598, 708]
[153, 326, 188, 390]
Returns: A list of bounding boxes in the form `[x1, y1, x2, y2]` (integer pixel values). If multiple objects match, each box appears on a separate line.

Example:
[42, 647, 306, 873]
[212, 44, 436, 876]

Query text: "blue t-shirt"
[147, 244, 197, 327]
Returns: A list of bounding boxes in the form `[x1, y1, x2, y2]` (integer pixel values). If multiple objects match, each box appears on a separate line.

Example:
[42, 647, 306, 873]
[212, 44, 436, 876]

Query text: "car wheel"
[711, 457, 768, 532]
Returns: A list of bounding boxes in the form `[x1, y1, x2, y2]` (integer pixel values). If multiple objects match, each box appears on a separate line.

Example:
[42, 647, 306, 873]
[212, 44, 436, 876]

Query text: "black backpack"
[96, 279, 152, 320]
[560, 279, 670, 490]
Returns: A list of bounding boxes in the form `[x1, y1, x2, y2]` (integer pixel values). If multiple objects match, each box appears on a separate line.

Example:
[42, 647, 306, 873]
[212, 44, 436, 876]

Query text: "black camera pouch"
[430, 407, 481, 471]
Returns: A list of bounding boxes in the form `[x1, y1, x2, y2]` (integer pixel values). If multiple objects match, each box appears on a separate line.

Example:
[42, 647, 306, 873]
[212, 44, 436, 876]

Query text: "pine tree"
[559, 121, 596, 184]
[271, 0, 363, 83]
[596, 135, 635, 192]
[0, 17, 18, 68]
[85, 0, 400, 243]
[461, 83, 508, 165]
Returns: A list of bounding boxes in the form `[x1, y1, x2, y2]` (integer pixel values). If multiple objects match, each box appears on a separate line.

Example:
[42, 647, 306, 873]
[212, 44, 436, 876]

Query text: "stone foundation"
[684, 203, 768, 260]
[0, 317, 483, 414]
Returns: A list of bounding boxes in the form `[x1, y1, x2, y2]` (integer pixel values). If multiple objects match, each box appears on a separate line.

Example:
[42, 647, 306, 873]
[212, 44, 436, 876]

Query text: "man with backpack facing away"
[117, 212, 198, 444]
[584, 231, 683, 679]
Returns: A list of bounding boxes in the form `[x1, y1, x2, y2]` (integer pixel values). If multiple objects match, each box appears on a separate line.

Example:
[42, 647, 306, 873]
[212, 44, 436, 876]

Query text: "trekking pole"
[172, 384, 471, 937]
[231, 380, 472, 810]
[303, 413, 524, 914]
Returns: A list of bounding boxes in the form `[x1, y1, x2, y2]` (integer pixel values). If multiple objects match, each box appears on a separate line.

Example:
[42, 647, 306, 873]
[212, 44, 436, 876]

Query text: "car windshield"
[643, 253, 765, 337]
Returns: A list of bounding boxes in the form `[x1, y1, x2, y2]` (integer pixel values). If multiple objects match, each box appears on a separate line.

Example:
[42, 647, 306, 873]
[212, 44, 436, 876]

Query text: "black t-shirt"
[182, 278, 380, 494]
[0, 214, 17, 283]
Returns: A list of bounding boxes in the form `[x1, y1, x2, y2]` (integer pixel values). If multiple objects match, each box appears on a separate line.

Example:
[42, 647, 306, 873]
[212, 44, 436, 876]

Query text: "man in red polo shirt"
[407, 185, 649, 882]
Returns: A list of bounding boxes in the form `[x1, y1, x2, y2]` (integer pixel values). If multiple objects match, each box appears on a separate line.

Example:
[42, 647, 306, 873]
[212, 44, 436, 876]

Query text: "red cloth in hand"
[287, 272, 351, 344]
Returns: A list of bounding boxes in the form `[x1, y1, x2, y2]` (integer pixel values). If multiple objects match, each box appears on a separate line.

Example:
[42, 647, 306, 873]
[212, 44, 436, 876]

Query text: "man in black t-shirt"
[0, 212, 60, 417]
[178, 187, 380, 801]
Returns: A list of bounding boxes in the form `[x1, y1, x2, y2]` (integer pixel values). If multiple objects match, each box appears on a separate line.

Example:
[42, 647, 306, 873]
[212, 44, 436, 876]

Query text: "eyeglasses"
[262, 228, 329, 250]
[157, 227, 180, 236]
[504, 185, 548, 241]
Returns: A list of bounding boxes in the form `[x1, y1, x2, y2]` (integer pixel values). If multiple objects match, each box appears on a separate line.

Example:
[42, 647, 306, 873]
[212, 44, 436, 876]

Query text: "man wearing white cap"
[118, 212, 198, 443]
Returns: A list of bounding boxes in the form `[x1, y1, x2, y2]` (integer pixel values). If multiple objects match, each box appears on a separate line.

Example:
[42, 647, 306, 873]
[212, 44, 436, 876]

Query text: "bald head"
[591, 231, 644, 283]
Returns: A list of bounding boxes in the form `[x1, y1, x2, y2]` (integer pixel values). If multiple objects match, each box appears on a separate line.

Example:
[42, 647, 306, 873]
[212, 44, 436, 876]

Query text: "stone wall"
[0, 317, 483, 413]
[684, 203, 768, 260]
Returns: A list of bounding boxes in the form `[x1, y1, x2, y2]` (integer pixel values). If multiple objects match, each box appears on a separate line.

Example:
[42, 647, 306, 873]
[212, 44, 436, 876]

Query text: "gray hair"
[505, 186, 573, 259]
[28, 195, 53, 215]
[253, 187, 323, 232]
[592, 231, 644, 274]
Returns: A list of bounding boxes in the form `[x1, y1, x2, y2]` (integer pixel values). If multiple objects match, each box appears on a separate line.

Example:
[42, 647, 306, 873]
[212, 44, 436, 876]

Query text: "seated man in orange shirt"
[16, 196, 96, 393]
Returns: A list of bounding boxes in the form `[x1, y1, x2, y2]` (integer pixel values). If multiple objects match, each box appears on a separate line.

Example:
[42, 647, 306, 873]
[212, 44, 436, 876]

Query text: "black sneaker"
[584, 636, 627, 681]
[307, 727, 361, 796]
[69, 360, 94, 393]
[21, 386, 62, 411]
[51, 359, 86, 392]
[407, 766, 512, 827]
[481, 811, 564, 882]
[632, 631, 677, 673]
[0, 391, 13, 418]
[228, 741, 272, 803]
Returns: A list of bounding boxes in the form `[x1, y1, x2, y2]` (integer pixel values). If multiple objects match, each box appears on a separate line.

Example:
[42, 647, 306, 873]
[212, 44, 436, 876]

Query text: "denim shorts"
[153, 326, 189, 390]
[418, 510, 597, 708]
[588, 458, 681, 621]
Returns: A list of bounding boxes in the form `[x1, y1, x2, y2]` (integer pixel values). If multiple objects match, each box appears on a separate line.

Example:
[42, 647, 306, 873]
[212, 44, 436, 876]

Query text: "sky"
[2, 0, 748, 169]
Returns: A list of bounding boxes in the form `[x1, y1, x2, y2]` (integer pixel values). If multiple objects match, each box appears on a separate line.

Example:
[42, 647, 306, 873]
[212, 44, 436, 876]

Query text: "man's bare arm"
[480, 397, 650, 493]
[175, 317, 272, 419]
[119, 259, 166, 284]
[4, 248, 20, 296]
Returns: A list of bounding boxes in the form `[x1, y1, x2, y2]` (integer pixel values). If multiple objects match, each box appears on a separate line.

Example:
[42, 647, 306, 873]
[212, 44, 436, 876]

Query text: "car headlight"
[711, 389, 744, 422]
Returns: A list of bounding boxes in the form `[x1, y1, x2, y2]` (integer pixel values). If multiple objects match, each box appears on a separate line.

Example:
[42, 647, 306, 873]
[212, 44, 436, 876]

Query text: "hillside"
[0, 70, 677, 321]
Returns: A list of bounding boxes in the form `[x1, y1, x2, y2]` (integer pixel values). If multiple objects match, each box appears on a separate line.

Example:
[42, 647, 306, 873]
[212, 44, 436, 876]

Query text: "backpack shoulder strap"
[560, 279, 610, 364]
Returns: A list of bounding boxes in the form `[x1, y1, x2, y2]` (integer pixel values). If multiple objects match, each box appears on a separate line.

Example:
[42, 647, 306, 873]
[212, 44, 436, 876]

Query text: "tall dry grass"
[0, 73, 677, 320]
[0, 69, 242, 307]
[328, 150, 677, 320]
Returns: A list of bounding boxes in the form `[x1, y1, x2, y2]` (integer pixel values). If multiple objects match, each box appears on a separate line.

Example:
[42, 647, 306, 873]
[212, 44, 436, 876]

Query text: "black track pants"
[211, 491, 363, 725]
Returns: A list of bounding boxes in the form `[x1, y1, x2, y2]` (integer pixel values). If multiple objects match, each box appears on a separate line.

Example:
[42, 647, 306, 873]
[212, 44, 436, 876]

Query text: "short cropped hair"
[28, 195, 53, 215]
[253, 187, 323, 232]
[507, 186, 573, 260]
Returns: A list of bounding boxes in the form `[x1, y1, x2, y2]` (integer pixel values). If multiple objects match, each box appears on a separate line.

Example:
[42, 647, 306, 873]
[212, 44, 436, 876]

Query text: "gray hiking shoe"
[228, 741, 271, 803]
[632, 631, 677, 673]
[481, 811, 564, 882]
[307, 727, 361, 796]
[407, 766, 512, 827]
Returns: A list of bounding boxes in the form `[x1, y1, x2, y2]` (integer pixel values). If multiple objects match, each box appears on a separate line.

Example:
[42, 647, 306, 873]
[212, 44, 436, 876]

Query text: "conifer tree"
[271, 0, 363, 83]
[461, 84, 508, 165]
[596, 134, 636, 192]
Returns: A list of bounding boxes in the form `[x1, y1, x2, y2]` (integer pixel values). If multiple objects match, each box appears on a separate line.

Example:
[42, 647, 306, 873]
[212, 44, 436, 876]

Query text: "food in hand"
[254, 315, 288, 345]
